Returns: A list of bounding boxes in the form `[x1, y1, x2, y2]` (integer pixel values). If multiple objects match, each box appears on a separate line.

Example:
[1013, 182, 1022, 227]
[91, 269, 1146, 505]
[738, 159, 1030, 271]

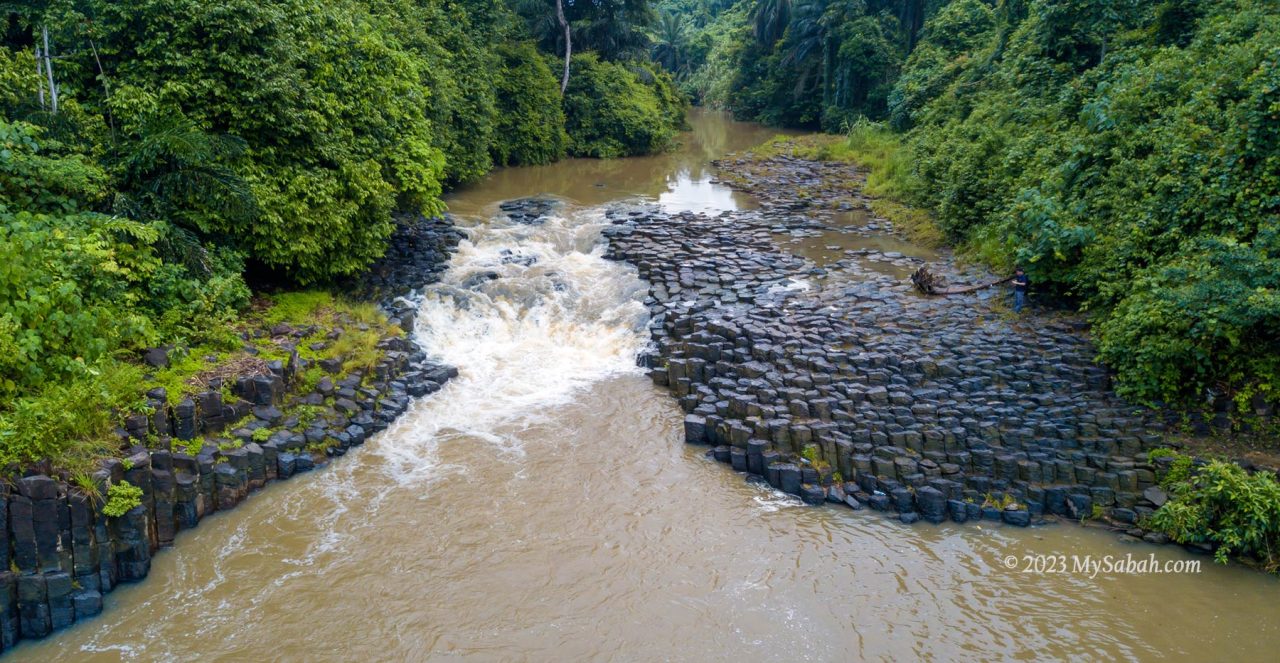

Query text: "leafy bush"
[41, 0, 449, 282]
[0, 119, 107, 215]
[563, 53, 688, 158]
[880, 0, 1280, 410]
[1162, 455, 1195, 490]
[0, 211, 246, 395]
[0, 209, 249, 400]
[103, 480, 145, 518]
[1148, 461, 1280, 569]
[1148, 448, 1195, 489]
[491, 43, 568, 167]
[1095, 232, 1280, 408]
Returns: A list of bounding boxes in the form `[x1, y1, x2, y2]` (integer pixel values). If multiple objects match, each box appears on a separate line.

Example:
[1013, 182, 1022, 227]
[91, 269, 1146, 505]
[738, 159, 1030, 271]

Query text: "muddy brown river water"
[13, 110, 1279, 661]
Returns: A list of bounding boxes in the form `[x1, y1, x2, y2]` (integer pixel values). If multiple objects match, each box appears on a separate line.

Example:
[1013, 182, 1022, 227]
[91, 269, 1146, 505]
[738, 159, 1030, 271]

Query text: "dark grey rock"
[1001, 508, 1031, 527]
[800, 484, 826, 505]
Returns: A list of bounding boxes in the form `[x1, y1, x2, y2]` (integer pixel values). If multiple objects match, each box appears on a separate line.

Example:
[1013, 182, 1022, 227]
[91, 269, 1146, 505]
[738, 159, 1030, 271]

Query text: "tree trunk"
[89, 39, 114, 132]
[34, 43, 46, 110]
[556, 0, 571, 95]
[42, 26, 59, 115]
[822, 37, 834, 109]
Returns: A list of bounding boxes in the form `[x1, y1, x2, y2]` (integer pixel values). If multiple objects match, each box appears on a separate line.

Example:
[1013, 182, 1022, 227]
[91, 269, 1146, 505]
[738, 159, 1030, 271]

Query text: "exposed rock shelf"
[0, 215, 463, 653]
[603, 173, 1178, 533]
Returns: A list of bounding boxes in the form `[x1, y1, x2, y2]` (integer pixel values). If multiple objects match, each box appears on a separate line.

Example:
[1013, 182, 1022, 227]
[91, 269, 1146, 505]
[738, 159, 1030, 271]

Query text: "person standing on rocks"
[1013, 267, 1029, 313]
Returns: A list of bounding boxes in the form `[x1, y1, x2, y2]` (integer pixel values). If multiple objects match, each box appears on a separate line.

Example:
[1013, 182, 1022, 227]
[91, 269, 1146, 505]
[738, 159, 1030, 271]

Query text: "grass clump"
[171, 437, 204, 457]
[0, 363, 147, 476]
[982, 492, 1019, 510]
[146, 343, 243, 402]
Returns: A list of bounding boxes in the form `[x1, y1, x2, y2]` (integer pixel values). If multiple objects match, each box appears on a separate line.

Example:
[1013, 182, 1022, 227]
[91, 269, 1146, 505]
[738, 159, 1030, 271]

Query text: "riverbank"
[602, 145, 1280, 566]
[0, 214, 462, 652]
[8, 110, 1280, 662]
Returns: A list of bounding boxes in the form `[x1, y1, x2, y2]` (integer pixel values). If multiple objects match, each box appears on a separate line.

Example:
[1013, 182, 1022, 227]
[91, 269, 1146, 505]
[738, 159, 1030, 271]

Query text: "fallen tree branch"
[912, 265, 1012, 295]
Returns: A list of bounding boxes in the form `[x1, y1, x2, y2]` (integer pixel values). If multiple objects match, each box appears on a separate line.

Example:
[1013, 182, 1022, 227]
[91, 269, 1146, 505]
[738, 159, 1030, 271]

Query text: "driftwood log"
[911, 265, 1013, 295]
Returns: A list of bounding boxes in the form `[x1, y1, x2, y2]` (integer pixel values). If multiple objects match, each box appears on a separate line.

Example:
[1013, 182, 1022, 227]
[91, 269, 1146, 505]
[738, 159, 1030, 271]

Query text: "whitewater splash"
[375, 204, 652, 480]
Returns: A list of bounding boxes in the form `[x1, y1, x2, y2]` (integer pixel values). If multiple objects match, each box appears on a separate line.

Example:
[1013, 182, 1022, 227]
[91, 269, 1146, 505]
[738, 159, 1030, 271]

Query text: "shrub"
[1148, 461, 1280, 569]
[1094, 232, 1280, 408]
[1162, 455, 1195, 490]
[103, 480, 144, 518]
[0, 208, 245, 397]
[491, 43, 567, 167]
[562, 53, 688, 158]
[74, 0, 449, 282]
[0, 119, 107, 215]
[1148, 448, 1195, 490]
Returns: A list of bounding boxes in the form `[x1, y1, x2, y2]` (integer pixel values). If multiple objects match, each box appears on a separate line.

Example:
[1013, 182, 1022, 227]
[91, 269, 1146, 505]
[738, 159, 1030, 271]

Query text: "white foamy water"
[376, 207, 651, 481]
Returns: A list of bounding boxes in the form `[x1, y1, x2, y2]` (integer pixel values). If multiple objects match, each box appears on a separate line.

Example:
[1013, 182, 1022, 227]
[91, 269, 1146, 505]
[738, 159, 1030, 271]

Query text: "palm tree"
[513, 0, 657, 90]
[650, 11, 688, 75]
[114, 110, 255, 234]
[781, 0, 832, 105]
[750, 0, 792, 46]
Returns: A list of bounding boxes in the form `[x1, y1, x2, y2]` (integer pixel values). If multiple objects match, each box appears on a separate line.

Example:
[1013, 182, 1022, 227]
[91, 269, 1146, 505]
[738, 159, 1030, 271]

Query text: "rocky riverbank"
[0, 214, 462, 653]
[601, 155, 1209, 539]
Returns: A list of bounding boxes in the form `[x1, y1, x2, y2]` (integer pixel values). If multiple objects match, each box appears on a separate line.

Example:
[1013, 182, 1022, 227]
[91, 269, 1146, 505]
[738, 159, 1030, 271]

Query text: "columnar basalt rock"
[350, 212, 466, 312]
[601, 171, 1181, 536]
[0, 216, 465, 654]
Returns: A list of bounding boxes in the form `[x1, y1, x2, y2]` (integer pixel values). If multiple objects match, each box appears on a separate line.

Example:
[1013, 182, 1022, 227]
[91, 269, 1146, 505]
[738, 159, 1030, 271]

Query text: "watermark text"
[1001, 553, 1200, 578]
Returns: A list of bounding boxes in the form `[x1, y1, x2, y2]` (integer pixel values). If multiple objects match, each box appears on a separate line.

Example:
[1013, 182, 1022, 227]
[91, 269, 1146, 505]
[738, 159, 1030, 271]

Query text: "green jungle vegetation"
[2, 0, 1279, 564]
[0, 0, 686, 475]
[653, 0, 1279, 416]
[1147, 448, 1280, 571]
[648, 0, 1279, 566]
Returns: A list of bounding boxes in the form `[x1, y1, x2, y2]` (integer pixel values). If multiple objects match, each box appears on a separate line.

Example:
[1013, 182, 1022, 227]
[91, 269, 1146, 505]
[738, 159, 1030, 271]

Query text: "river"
[12, 109, 1279, 661]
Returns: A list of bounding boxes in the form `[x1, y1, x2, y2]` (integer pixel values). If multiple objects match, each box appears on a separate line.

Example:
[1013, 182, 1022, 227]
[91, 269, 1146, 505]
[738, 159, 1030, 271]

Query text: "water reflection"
[445, 108, 800, 218]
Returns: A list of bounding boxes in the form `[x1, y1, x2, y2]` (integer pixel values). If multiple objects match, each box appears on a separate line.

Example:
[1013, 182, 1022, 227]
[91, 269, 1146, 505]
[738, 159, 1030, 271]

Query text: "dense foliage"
[661, 0, 1280, 412]
[897, 0, 1280, 411]
[491, 43, 569, 166]
[656, 0, 937, 127]
[516, 0, 658, 61]
[563, 54, 687, 157]
[1, 0, 686, 472]
[1149, 460, 1280, 570]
